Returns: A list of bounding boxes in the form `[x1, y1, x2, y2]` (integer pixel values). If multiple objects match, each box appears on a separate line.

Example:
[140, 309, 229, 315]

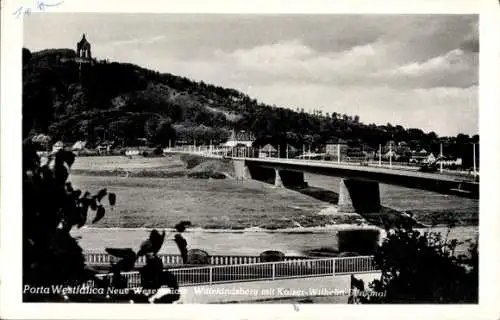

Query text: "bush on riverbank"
[187, 249, 210, 264]
[180, 154, 234, 179]
[187, 171, 226, 179]
[337, 229, 381, 255]
[180, 154, 205, 169]
[259, 250, 285, 262]
[355, 224, 478, 304]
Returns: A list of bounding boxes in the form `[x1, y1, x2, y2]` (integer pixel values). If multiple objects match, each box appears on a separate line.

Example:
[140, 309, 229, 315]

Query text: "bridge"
[241, 156, 478, 197]
[164, 147, 478, 213]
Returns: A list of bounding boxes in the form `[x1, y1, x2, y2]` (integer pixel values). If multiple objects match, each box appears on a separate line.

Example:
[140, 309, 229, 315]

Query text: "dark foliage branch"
[350, 221, 478, 304]
[23, 141, 179, 303]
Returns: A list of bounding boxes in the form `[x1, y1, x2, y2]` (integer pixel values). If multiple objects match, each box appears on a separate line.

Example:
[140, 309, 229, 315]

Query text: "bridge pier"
[274, 169, 283, 187]
[233, 159, 252, 180]
[338, 179, 381, 213]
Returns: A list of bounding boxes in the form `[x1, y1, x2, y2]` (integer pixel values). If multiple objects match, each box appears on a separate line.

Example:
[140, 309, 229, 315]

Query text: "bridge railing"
[85, 252, 312, 267]
[94, 255, 378, 288]
[163, 147, 477, 178]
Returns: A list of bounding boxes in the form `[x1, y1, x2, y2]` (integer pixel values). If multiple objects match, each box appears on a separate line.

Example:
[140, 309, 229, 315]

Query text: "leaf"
[55, 150, 76, 168]
[89, 198, 98, 211]
[108, 193, 116, 206]
[76, 205, 88, 228]
[95, 188, 107, 202]
[92, 205, 105, 223]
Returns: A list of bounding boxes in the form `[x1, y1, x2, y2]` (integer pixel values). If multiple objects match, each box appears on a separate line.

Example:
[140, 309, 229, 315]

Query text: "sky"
[24, 14, 479, 136]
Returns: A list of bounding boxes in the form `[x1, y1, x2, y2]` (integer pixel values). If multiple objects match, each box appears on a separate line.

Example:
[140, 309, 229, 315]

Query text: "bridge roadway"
[240, 156, 479, 199]
[165, 151, 479, 199]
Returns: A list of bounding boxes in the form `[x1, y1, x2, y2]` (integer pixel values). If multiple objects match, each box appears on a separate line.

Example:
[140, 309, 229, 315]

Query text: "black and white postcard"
[1, 0, 499, 319]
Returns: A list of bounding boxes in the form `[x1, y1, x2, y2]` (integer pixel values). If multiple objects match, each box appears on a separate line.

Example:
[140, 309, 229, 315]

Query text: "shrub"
[358, 225, 478, 304]
[180, 154, 205, 169]
[186, 171, 226, 179]
[186, 249, 210, 265]
[153, 145, 164, 156]
[259, 250, 285, 262]
[337, 229, 380, 255]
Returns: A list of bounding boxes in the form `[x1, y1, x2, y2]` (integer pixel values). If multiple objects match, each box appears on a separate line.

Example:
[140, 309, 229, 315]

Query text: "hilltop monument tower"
[76, 34, 92, 59]
[75, 34, 94, 83]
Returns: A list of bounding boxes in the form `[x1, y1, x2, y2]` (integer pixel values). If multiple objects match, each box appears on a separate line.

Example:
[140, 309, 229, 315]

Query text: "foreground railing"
[94, 256, 378, 288]
[85, 252, 312, 267]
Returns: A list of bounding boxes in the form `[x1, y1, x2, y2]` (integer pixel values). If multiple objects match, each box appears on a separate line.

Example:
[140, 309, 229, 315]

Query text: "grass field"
[71, 174, 364, 229]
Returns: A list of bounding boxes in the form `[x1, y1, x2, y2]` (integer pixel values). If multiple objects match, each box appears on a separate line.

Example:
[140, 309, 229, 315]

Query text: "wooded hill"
[22, 48, 479, 166]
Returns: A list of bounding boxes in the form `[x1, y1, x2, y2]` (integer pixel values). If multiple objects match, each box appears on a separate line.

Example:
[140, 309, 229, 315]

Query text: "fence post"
[272, 262, 276, 280]
[209, 266, 213, 284]
[332, 257, 336, 275]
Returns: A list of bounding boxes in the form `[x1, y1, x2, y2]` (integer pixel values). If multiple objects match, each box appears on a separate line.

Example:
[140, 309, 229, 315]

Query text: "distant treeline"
[22, 48, 479, 167]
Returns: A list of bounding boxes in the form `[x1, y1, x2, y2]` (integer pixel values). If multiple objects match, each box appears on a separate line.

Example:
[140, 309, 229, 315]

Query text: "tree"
[358, 224, 478, 304]
[153, 119, 176, 147]
[144, 117, 160, 142]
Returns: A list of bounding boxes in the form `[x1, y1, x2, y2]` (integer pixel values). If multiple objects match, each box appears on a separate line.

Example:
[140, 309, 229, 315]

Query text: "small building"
[285, 144, 299, 158]
[230, 143, 255, 158]
[344, 146, 367, 162]
[71, 140, 87, 151]
[222, 130, 255, 148]
[424, 153, 436, 164]
[410, 149, 430, 163]
[259, 144, 278, 158]
[436, 157, 463, 167]
[383, 150, 400, 160]
[324, 138, 348, 161]
[96, 140, 116, 154]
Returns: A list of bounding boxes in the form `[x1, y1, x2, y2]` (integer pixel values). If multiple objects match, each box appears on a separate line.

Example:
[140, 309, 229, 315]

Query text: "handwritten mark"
[13, 0, 64, 18]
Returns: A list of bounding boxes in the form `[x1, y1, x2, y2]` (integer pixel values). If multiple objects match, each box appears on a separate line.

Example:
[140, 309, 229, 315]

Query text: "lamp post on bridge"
[378, 144, 381, 167]
[389, 144, 392, 168]
[337, 144, 340, 164]
[473, 143, 477, 178]
[439, 143, 443, 173]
